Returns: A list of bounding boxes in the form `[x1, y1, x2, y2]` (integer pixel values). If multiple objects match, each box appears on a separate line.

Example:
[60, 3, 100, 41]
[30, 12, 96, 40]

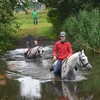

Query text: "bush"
[0, 23, 17, 54]
[62, 9, 100, 52]
[0, 1, 18, 55]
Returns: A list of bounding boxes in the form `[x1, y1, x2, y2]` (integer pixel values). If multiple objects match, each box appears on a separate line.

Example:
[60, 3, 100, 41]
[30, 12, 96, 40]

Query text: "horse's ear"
[81, 50, 84, 54]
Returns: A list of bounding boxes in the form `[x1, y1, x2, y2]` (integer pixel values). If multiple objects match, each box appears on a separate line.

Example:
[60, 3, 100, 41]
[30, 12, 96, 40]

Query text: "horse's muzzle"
[86, 63, 92, 70]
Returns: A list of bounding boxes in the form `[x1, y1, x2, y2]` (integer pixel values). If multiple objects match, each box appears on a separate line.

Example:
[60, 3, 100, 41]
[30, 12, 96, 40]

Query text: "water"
[0, 46, 100, 100]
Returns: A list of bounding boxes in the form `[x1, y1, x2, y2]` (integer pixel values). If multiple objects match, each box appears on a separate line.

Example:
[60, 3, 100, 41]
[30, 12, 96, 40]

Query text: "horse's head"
[78, 50, 92, 70]
[27, 46, 44, 59]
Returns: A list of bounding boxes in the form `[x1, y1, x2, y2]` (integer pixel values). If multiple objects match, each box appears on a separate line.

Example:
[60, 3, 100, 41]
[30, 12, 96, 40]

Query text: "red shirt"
[53, 41, 73, 60]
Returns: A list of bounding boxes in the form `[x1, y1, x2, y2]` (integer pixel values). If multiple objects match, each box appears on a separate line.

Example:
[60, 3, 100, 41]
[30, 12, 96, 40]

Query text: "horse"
[24, 46, 44, 59]
[61, 50, 92, 80]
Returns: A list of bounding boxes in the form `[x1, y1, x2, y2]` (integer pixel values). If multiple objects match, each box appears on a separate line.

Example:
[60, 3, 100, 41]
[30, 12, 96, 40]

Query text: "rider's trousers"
[53, 60, 62, 77]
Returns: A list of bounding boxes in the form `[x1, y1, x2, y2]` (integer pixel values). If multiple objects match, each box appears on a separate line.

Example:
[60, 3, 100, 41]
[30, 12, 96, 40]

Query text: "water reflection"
[62, 81, 78, 100]
[17, 76, 41, 100]
[0, 74, 7, 86]
[52, 81, 69, 100]
[51, 80, 94, 100]
[0, 59, 7, 86]
[0, 59, 19, 100]
[0, 74, 20, 100]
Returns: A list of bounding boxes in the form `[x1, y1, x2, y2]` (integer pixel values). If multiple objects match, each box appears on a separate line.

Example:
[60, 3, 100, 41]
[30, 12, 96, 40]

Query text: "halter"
[79, 56, 89, 68]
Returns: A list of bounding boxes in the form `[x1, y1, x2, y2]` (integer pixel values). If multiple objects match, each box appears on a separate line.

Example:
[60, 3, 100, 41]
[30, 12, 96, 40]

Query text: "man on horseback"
[51, 31, 73, 78]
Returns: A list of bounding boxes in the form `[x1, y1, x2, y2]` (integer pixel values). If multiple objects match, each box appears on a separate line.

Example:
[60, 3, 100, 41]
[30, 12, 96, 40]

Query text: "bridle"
[79, 56, 90, 68]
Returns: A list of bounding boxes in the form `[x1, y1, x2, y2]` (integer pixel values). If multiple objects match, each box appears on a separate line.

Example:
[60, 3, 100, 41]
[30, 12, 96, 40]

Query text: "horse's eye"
[82, 59, 85, 61]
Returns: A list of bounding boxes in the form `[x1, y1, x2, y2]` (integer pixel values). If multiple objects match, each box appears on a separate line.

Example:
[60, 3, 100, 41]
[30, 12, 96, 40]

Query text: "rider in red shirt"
[52, 31, 73, 77]
[53, 41, 73, 60]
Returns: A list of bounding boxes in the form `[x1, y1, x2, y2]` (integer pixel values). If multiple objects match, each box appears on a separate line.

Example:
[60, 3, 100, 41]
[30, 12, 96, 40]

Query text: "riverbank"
[16, 36, 56, 48]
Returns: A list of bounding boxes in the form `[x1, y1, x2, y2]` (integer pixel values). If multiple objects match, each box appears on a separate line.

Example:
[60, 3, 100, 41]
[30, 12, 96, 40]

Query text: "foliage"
[0, 0, 18, 54]
[0, 0, 14, 24]
[62, 9, 100, 51]
[47, 0, 100, 33]
[47, 8, 62, 33]
[0, 23, 17, 53]
[9, 0, 29, 10]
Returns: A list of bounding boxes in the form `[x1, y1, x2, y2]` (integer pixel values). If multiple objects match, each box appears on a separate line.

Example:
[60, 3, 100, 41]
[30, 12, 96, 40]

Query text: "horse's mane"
[68, 52, 80, 61]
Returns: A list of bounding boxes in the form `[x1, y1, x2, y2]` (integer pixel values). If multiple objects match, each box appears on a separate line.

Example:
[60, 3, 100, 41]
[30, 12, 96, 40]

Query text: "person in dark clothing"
[26, 35, 34, 48]
[24, 35, 38, 58]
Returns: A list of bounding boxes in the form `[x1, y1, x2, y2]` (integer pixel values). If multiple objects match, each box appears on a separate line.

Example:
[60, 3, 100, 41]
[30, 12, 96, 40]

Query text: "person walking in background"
[32, 9, 38, 25]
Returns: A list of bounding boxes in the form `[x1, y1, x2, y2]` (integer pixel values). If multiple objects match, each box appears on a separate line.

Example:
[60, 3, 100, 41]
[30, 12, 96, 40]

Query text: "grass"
[13, 11, 56, 39]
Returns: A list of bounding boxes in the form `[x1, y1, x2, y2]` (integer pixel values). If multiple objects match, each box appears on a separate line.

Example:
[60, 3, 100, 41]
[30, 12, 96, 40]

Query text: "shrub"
[0, 1, 18, 55]
[62, 9, 100, 52]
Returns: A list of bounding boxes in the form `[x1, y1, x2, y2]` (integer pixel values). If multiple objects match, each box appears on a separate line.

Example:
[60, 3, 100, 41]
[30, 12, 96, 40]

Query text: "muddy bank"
[16, 36, 56, 48]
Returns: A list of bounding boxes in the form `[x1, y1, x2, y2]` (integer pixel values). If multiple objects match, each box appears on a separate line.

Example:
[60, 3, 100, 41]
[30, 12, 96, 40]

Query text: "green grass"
[13, 11, 56, 39]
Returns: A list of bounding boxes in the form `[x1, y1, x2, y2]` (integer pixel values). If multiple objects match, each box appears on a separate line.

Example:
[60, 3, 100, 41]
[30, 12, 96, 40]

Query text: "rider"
[52, 31, 73, 78]
[24, 35, 39, 58]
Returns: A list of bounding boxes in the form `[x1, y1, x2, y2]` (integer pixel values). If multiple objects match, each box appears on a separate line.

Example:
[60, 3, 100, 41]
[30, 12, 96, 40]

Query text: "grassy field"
[14, 11, 56, 39]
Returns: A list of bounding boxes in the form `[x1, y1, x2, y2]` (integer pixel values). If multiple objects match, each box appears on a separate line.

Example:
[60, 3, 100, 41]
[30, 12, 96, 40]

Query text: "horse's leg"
[61, 63, 69, 79]
[62, 66, 76, 80]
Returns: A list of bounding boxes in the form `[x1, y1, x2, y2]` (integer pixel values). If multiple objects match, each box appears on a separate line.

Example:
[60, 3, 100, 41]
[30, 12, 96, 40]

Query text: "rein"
[62, 59, 67, 65]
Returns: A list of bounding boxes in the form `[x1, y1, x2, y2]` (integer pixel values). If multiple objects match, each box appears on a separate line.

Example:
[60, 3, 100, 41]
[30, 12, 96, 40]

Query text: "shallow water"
[0, 46, 100, 100]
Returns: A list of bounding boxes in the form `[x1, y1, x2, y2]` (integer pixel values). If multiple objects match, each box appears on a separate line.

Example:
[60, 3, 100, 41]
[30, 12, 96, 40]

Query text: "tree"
[0, 0, 17, 54]
[47, 0, 100, 32]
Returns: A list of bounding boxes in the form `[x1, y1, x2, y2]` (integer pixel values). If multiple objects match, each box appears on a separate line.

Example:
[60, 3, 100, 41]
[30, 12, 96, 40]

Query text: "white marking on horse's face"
[81, 56, 88, 65]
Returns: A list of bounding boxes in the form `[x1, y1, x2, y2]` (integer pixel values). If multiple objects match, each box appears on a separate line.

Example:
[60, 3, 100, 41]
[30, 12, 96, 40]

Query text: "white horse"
[61, 50, 92, 80]
[25, 46, 44, 59]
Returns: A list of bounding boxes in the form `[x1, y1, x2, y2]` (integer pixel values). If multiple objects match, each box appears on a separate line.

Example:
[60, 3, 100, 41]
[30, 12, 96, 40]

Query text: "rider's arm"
[53, 43, 57, 60]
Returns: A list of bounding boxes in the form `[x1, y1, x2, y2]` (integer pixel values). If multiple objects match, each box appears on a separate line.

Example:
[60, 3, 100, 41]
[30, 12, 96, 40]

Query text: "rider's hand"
[53, 56, 56, 61]
[67, 54, 71, 59]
